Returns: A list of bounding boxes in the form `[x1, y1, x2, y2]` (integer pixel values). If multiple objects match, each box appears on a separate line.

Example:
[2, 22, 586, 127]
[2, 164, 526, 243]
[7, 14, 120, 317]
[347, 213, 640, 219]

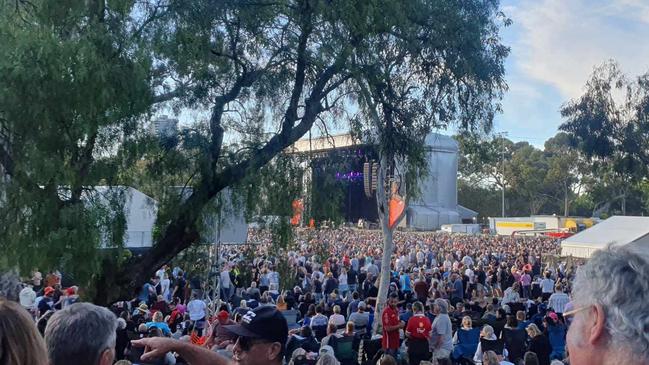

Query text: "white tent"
[204, 188, 249, 245]
[561, 216, 649, 258]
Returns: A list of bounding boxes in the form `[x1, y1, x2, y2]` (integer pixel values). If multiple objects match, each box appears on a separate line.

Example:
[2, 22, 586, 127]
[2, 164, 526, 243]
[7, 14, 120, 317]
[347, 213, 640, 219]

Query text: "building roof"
[289, 132, 458, 154]
[290, 134, 361, 153]
[424, 133, 458, 152]
[561, 216, 649, 258]
[457, 205, 478, 220]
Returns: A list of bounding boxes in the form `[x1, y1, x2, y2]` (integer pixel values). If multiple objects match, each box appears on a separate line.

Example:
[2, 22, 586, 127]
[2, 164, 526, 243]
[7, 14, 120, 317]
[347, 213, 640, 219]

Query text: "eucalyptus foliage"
[1, 0, 510, 303]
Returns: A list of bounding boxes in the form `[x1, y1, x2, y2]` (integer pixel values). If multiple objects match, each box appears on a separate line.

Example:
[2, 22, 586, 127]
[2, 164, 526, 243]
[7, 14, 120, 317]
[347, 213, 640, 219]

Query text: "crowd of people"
[1, 228, 648, 365]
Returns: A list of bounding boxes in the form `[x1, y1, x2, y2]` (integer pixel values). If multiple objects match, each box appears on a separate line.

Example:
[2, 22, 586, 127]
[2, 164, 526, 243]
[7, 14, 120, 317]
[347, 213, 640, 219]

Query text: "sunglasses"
[236, 336, 273, 351]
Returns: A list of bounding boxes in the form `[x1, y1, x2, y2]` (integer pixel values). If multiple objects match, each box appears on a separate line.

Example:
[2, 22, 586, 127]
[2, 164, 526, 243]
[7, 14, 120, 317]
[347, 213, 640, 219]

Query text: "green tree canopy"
[1, 0, 510, 304]
[560, 60, 649, 215]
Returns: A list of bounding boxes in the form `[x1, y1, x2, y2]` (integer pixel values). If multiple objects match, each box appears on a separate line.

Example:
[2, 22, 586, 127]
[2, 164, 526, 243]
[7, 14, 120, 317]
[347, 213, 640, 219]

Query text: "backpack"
[358, 338, 382, 365]
[330, 334, 356, 364]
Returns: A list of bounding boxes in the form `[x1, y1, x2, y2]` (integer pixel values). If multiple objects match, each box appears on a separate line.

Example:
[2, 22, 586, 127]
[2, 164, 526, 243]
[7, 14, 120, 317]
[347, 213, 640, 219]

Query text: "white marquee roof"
[561, 216, 649, 258]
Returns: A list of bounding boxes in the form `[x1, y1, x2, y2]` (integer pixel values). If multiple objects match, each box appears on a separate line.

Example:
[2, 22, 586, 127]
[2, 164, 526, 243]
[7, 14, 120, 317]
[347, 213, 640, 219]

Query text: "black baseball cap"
[223, 306, 288, 345]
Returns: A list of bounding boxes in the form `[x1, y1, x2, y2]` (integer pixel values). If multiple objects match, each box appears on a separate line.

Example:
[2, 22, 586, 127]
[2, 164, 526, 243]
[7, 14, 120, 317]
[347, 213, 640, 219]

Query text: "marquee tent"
[561, 216, 649, 258]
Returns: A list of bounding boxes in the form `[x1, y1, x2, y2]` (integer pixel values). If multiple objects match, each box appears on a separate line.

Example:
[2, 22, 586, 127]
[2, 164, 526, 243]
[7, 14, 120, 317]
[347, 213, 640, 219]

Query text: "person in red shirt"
[405, 301, 432, 365]
[382, 294, 404, 357]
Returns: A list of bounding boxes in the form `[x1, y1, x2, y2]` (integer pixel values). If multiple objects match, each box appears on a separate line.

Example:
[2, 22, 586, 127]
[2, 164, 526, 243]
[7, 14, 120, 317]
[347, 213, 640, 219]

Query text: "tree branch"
[208, 70, 263, 166]
[113, 51, 347, 304]
[70, 131, 98, 203]
[280, 11, 312, 139]
[152, 89, 183, 104]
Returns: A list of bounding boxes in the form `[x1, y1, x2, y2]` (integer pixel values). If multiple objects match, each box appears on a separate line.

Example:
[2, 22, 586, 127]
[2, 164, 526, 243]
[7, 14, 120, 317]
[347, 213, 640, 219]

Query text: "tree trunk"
[564, 181, 569, 217]
[373, 154, 393, 335]
[88, 59, 345, 305]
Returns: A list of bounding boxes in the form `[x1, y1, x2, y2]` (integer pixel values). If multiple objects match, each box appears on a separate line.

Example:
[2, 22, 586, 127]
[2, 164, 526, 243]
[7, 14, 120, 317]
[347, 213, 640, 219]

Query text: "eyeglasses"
[562, 305, 590, 319]
[236, 336, 273, 352]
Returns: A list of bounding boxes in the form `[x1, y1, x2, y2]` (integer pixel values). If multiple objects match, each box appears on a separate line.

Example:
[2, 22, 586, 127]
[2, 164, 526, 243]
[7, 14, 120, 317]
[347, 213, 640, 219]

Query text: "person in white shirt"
[19, 283, 37, 311]
[416, 250, 425, 266]
[338, 269, 349, 296]
[187, 294, 207, 335]
[465, 267, 476, 285]
[548, 284, 570, 314]
[219, 266, 232, 301]
[161, 273, 171, 302]
[328, 305, 346, 328]
[268, 267, 280, 288]
[351, 257, 359, 272]
[540, 272, 555, 301]
[312, 268, 324, 282]
[429, 252, 438, 268]
[443, 258, 452, 272]
[502, 283, 521, 305]
[156, 266, 166, 282]
[367, 262, 379, 278]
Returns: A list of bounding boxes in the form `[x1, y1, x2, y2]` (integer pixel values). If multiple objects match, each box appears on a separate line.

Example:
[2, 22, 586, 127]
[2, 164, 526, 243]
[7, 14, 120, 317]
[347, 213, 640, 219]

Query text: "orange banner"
[388, 197, 405, 229]
[291, 199, 304, 226]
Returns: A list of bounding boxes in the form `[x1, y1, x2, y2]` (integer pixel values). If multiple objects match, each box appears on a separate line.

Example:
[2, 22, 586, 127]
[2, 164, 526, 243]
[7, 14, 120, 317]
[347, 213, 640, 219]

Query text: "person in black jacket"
[38, 287, 55, 316]
[488, 308, 507, 339]
[526, 323, 551, 365]
[285, 326, 320, 362]
[115, 317, 130, 361]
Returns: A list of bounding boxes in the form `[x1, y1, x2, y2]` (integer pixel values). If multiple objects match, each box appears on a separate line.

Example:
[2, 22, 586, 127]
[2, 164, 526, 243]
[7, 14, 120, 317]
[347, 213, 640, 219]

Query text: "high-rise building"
[151, 115, 178, 138]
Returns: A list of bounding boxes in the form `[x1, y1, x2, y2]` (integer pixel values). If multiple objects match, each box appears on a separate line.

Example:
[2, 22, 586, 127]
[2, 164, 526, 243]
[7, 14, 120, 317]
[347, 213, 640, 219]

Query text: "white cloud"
[503, 0, 649, 100]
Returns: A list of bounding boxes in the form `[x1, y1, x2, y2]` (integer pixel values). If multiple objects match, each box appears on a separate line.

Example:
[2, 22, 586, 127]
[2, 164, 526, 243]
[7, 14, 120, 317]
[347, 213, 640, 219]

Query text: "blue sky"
[495, 0, 649, 146]
[172, 0, 649, 147]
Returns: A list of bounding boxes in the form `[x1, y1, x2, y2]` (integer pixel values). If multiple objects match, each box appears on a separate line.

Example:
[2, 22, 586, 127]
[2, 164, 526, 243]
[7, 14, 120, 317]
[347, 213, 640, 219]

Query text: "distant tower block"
[151, 115, 179, 139]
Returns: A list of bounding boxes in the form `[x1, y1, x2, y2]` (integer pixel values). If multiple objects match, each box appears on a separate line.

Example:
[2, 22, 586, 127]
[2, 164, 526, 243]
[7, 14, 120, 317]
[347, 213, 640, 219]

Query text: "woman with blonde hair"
[526, 323, 551, 365]
[276, 294, 288, 311]
[344, 320, 355, 337]
[0, 299, 48, 365]
[146, 310, 172, 336]
[328, 304, 345, 327]
[482, 350, 504, 365]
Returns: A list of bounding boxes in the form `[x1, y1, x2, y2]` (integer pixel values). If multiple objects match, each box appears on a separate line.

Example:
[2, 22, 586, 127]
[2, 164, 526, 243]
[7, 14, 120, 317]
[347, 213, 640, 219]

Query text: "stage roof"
[290, 134, 361, 153]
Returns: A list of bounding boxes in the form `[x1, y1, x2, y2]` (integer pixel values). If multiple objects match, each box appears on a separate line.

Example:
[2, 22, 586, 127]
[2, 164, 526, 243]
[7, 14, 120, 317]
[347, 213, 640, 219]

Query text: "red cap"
[44, 287, 55, 296]
[217, 310, 229, 320]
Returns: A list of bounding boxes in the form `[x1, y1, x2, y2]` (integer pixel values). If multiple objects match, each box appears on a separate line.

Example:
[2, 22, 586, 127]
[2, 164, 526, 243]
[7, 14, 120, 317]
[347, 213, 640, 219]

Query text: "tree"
[0, 0, 154, 291]
[349, 1, 509, 332]
[506, 143, 551, 215]
[457, 180, 502, 221]
[0, 0, 348, 303]
[0, 0, 508, 305]
[543, 132, 581, 216]
[456, 133, 515, 215]
[560, 60, 649, 216]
